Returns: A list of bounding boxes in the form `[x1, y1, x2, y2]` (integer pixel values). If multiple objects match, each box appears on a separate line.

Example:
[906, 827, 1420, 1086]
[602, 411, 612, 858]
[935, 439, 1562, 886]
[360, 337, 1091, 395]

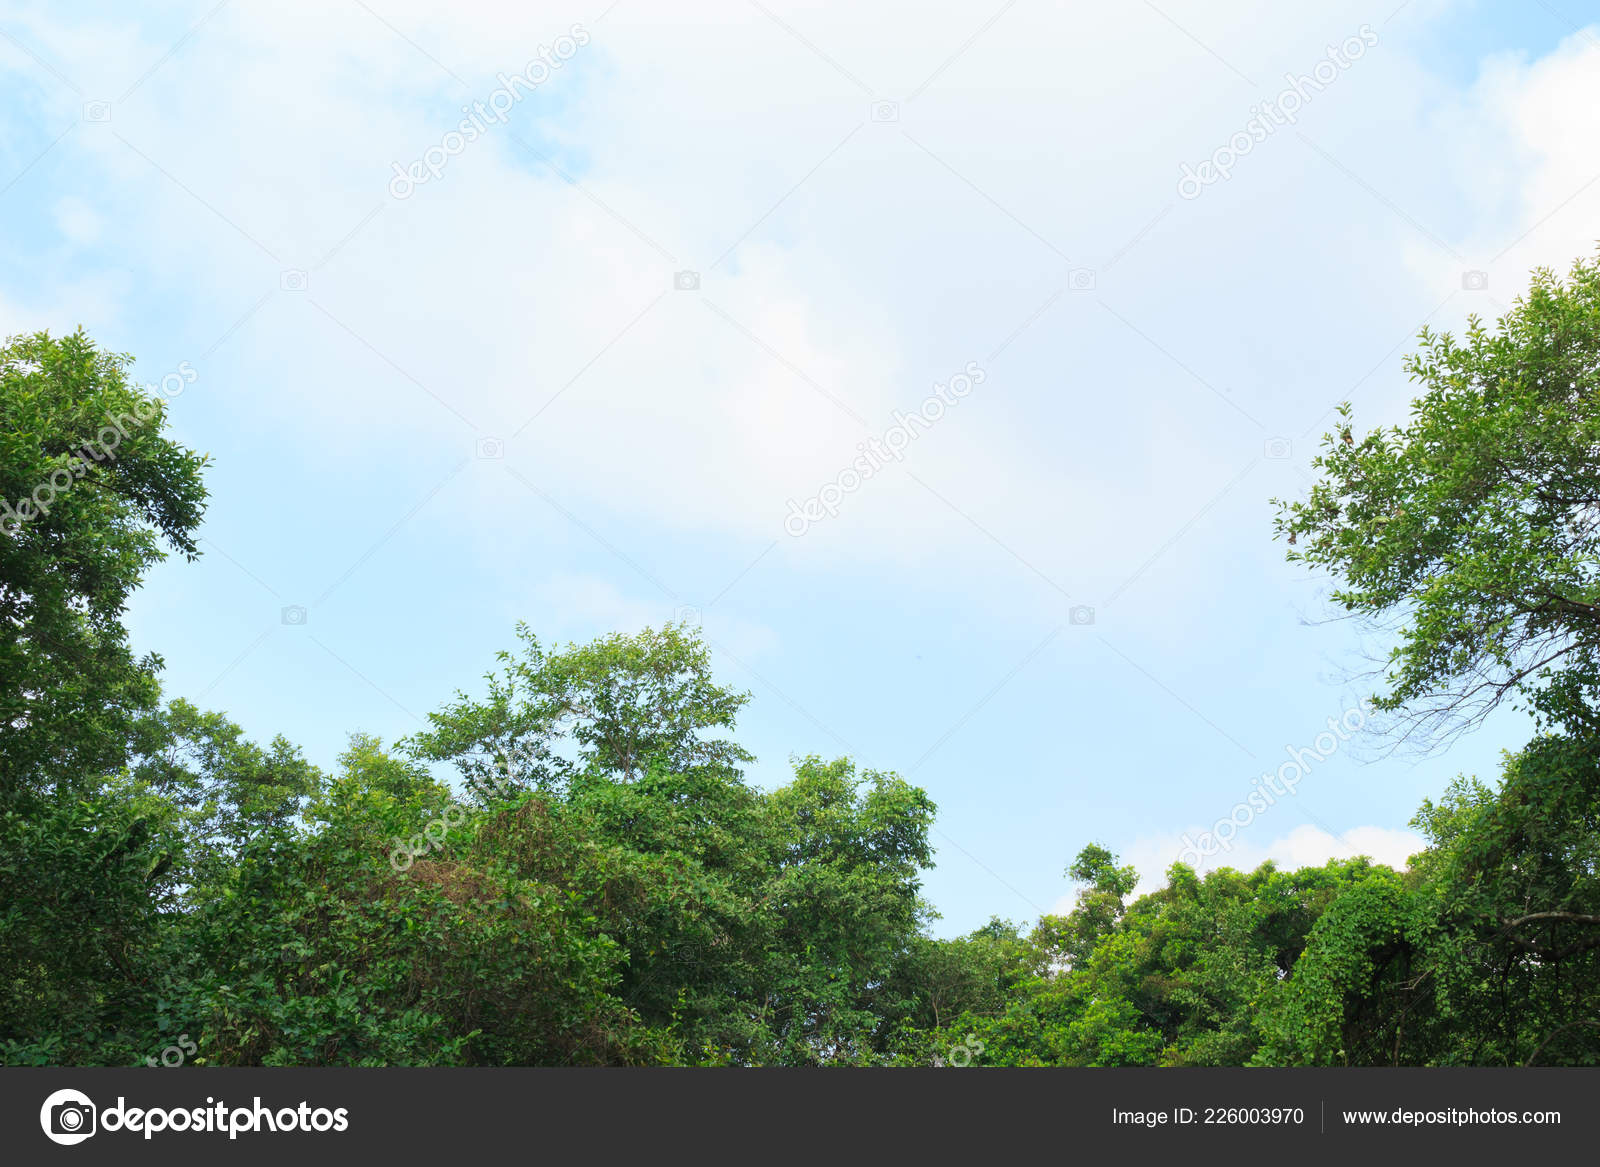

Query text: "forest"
[4, 255, 1600, 1068]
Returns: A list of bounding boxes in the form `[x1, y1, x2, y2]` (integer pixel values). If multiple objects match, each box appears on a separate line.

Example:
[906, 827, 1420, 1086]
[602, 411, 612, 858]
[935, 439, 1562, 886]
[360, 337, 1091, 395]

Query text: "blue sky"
[4, 0, 1599, 934]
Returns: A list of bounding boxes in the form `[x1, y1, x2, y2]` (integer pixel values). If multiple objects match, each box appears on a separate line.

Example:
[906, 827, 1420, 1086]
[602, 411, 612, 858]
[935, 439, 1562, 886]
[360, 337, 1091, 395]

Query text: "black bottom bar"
[5, 1067, 1596, 1164]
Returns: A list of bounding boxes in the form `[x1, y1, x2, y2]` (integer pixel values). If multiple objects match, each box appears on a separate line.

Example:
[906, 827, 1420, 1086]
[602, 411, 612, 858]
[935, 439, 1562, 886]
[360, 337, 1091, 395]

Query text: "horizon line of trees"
[5, 250, 1600, 1065]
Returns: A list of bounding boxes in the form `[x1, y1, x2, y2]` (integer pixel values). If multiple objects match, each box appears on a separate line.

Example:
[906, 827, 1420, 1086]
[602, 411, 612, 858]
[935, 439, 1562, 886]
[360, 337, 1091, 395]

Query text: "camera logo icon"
[1264, 436, 1292, 460]
[40, 1089, 97, 1145]
[82, 101, 112, 123]
[1461, 270, 1488, 291]
[476, 436, 505, 460]
[281, 604, 308, 626]
[1069, 604, 1095, 626]
[674, 270, 700, 291]
[871, 101, 899, 122]
[280, 269, 308, 292]
[1068, 268, 1097, 291]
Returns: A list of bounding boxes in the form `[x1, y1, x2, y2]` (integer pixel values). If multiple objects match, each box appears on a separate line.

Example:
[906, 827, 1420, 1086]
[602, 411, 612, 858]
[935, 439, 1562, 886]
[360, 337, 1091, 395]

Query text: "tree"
[1276, 253, 1600, 744]
[0, 329, 208, 797]
[163, 620, 943, 1068]
[918, 850, 1395, 1067]
[1264, 251, 1600, 1066]
[1249, 735, 1600, 1066]
[1253, 871, 1424, 1066]
[0, 774, 183, 1065]
[1411, 734, 1600, 1064]
[0, 329, 207, 1065]
[170, 735, 666, 1067]
[404, 622, 753, 798]
[1060, 843, 1139, 966]
[130, 699, 322, 896]
[760, 756, 936, 1063]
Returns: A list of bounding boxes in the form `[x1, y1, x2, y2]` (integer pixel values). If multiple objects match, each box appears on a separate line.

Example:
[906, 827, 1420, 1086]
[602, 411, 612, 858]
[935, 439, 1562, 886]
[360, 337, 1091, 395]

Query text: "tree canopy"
[6, 278, 1600, 1068]
[1276, 255, 1600, 743]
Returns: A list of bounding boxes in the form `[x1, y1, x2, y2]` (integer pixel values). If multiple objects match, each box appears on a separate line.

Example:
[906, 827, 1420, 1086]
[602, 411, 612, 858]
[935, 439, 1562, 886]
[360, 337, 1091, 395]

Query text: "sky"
[3, 0, 1599, 935]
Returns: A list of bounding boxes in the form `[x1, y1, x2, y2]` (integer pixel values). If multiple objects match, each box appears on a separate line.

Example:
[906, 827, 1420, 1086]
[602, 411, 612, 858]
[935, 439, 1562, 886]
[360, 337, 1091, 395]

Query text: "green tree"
[1061, 843, 1139, 966]
[921, 851, 1392, 1067]
[759, 756, 936, 1063]
[1276, 253, 1600, 742]
[1267, 250, 1600, 1065]
[170, 735, 664, 1067]
[0, 328, 207, 797]
[1263, 735, 1600, 1066]
[405, 622, 753, 797]
[0, 329, 207, 1064]
[130, 699, 322, 896]
[0, 775, 184, 1064]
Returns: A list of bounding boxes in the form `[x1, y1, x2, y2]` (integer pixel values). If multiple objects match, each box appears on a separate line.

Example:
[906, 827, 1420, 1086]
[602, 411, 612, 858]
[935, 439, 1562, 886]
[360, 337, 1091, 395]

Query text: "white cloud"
[1403, 27, 1600, 308]
[6, 1, 1587, 935]
[0, 0, 1477, 599]
[3, 4, 1586, 672]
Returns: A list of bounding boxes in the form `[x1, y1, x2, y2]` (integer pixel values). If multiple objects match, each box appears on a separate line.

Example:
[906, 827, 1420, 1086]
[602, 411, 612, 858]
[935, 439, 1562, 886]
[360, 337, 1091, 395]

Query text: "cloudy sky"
[3, 0, 1597, 932]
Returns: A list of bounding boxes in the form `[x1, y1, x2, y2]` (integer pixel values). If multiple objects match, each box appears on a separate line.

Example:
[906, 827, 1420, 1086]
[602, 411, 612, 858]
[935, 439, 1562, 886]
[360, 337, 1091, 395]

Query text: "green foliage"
[117, 683, 939, 1066]
[1264, 253, 1600, 1065]
[131, 699, 323, 895]
[918, 854, 1389, 1067]
[10, 292, 1600, 1067]
[1253, 872, 1422, 1065]
[1276, 252, 1600, 740]
[0, 329, 207, 798]
[1069, 843, 1138, 896]
[1058, 842, 1140, 966]
[0, 329, 208, 1066]
[404, 621, 753, 798]
[0, 779, 182, 1065]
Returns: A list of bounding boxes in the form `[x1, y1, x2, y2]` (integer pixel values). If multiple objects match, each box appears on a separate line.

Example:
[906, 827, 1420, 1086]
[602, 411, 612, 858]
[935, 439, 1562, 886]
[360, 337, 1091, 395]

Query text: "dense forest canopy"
[5, 255, 1600, 1066]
